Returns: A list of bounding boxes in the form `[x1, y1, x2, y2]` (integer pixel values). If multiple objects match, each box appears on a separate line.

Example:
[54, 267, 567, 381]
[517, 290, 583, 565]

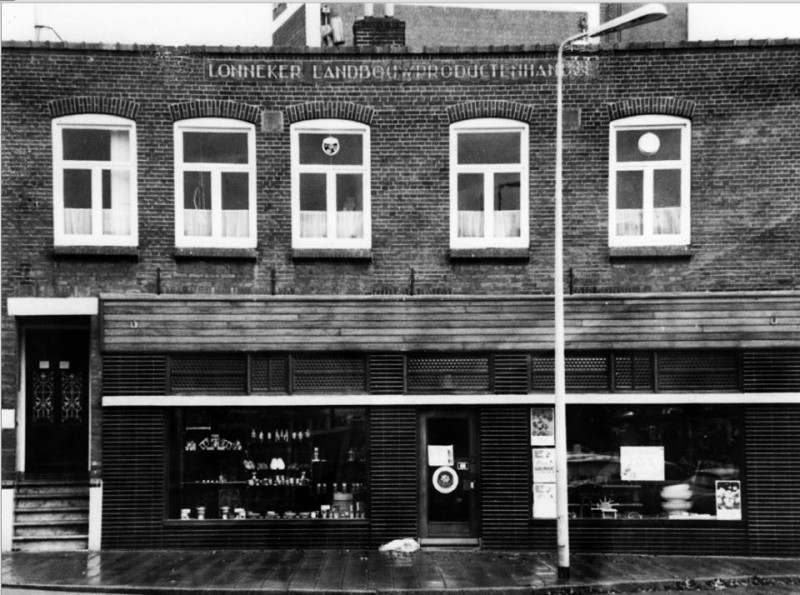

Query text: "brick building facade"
[2, 31, 799, 554]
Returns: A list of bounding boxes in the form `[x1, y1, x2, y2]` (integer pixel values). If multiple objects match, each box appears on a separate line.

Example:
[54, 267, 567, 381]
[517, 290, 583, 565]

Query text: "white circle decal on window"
[322, 136, 340, 156]
[637, 132, 661, 156]
[432, 466, 459, 494]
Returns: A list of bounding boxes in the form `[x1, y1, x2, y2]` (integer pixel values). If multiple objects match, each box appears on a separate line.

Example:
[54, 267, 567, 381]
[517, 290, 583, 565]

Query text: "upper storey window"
[174, 118, 257, 249]
[52, 115, 137, 246]
[609, 115, 691, 247]
[450, 119, 529, 249]
[290, 120, 371, 250]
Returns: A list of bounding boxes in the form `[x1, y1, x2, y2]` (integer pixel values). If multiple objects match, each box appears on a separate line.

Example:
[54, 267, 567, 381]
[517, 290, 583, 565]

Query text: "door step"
[12, 479, 90, 551]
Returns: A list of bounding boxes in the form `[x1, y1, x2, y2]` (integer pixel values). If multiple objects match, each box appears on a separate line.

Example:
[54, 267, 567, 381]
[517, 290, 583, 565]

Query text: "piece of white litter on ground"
[378, 538, 420, 553]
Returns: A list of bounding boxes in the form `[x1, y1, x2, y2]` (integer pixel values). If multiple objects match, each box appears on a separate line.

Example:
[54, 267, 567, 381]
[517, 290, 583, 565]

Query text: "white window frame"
[174, 118, 257, 249]
[52, 114, 138, 247]
[449, 118, 530, 249]
[609, 115, 691, 248]
[290, 119, 371, 250]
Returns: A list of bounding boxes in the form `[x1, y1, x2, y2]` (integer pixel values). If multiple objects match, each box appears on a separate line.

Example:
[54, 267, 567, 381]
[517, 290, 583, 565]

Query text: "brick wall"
[273, 4, 306, 47]
[353, 16, 405, 47]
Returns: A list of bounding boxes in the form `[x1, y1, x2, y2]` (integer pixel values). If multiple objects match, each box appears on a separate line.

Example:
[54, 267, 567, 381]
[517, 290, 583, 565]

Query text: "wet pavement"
[3, 549, 800, 594]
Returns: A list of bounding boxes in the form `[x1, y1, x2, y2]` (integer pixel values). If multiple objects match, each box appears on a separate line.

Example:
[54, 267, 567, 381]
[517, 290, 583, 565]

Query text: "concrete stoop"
[12, 480, 89, 552]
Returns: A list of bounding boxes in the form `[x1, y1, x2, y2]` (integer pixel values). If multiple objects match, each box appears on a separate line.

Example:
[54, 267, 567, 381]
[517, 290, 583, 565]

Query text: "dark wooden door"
[25, 328, 90, 476]
[419, 409, 479, 539]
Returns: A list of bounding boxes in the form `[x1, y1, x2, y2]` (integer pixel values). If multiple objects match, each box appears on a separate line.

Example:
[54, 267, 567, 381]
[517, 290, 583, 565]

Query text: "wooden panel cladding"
[368, 407, 417, 546]
[102, 408, 166, 548]
[744, 405, 800, 556]
[100, 293, 800, 353]
[480, 406, 532, 549]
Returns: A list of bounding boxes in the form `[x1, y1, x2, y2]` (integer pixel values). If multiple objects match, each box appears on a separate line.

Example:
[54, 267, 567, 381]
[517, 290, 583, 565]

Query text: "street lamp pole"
[552, 4, 668, 580]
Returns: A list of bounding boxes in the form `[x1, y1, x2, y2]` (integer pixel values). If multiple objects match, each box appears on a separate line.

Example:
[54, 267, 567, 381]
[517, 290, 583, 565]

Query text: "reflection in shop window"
[566, 405, 742, 520]
[172, 408, 368, 521]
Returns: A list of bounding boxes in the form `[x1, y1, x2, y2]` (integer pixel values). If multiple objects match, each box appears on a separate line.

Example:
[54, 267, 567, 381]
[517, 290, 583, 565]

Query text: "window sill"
[174, 247, 258, 261]
[53, 245, 139, 259]
[449, 247, 530, 261]
[292, 248, 372, 261]
[608, 246, 694, 261]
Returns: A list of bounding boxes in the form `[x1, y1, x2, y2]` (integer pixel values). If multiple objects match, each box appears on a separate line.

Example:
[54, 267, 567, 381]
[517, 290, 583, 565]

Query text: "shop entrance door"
[419, 410, 479, 542]
[25, 327, 90, 476]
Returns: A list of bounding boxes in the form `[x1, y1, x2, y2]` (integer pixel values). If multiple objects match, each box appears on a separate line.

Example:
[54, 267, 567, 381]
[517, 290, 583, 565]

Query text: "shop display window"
[170, 408, 367, 521]
[565, 405, 742, 521]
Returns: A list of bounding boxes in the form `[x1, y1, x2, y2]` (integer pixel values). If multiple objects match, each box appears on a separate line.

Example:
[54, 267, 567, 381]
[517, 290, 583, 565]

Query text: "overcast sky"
[2, 2, 800, 46]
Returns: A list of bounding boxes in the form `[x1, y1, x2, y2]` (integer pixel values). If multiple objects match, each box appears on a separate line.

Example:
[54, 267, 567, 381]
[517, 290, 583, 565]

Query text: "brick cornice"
[169, 100, 261, 124]
[607, 97, 696, 121]
[285, 102, 375, 125]
[48, 96, 139, 119]
[446, 100, 534, 124]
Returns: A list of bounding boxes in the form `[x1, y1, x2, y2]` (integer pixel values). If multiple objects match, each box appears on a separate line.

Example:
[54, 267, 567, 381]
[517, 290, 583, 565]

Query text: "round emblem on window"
[637, 132, 661, 156]
[432, 466, 459, 494]
[321, 136, 340, 156]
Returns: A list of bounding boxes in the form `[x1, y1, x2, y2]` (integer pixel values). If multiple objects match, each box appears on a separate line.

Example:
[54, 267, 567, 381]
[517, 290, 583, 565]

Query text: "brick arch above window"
[169, 100, 261, 124]
[447, 101, 534, 124]
[48, 96, 140, 120]
[285, 102, 375, 125]
[607, 97, 697, 122]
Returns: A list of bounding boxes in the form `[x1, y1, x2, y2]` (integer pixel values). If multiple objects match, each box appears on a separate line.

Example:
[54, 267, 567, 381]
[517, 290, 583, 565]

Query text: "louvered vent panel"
[369, 407, 417, 546]
[742, 351, 800, 392]
[102, 408, 165, 549]
[293, 355, 366, 393]
[531, 354, 610, 392]
[657, 351, 740, 391]
[745, 405, 800, 556]
[480, 406, 532, 549]
[368, 355, 405, 394]
[170, 355, 246, 393]
[493, 354, 529, 394]
[102, 354, 167, 396]
[251, 355, 289, 393]
[407, 355, 489, 392]
[614, 353, 654, 391]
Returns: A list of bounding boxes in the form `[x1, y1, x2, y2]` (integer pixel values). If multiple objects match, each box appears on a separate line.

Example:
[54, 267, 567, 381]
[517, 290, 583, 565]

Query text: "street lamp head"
[586, 3, 668, 39]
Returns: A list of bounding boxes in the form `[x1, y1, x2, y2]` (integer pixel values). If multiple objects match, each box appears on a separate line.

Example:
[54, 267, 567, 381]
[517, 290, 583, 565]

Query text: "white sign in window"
[620, 446, 665, 481]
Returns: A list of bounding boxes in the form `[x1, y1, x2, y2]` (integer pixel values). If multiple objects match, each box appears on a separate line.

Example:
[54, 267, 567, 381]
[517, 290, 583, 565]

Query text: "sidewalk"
[3, 549, 800, 594]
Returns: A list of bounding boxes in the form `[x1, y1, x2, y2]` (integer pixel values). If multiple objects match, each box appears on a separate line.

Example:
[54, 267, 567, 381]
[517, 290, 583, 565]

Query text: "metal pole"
[554, 38, 570, 581]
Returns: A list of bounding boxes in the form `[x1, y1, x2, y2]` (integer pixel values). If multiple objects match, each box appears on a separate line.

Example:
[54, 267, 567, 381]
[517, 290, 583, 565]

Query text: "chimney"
[353, 4, 405, 47]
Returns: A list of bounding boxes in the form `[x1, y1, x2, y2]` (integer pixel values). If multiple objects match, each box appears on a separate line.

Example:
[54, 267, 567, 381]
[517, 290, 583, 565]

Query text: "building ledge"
[53, 245, 139, 259]
[449, 248, 530, 261]
[292, 248, 372, 261]
[174, 247, 258, 261]
[609, 246, 695, 260]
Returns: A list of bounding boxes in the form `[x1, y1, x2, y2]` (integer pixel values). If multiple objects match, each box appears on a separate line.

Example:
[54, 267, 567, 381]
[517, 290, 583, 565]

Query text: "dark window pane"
[299, 133, 363, 165]
[458, 131, 520, 164]
[183, 132, 248, 164]
[63, 129, 111, 161]
[183, 171, 212, 210]
[101, 170, 111, 209]
[616, 171, 643, 209]
[654, 169, 682, 208]
[458, 173, 483, 211]
[617, 128, 682, 162]
[494, 173, 520, 211]
[222, 172, 249, 210]
[336, 174, 363, 212]
[299, 173, 327, 211]
[64, 169, 92, 208]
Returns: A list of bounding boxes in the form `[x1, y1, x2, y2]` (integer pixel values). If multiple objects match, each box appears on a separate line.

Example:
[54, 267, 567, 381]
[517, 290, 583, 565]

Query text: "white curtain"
[458, 211, 484, 238]
[655, 207, 681, 235]
[184, 209, 212, 237]
[300, 211, 327, 238]
[336, 211, 363, 239]
[494, 210, 521, 238]
[64, 208, 91, 235]
[103, 169, 131, 236]
[222, 210, 249, 238]
[616, 209, 643, 236]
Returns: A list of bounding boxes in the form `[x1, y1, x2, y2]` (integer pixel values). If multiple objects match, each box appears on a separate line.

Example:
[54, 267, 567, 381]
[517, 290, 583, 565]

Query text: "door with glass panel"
[419, 410, 480, 541]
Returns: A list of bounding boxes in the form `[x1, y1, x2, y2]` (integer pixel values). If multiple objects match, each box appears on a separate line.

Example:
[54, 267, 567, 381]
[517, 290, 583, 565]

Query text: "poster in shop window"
[620, 446, 665, 481]
[532, 483, 557, 519]
[532, 448, 556, 484]
[715, 480, 742, 520]
[530, 408, 555, 446]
